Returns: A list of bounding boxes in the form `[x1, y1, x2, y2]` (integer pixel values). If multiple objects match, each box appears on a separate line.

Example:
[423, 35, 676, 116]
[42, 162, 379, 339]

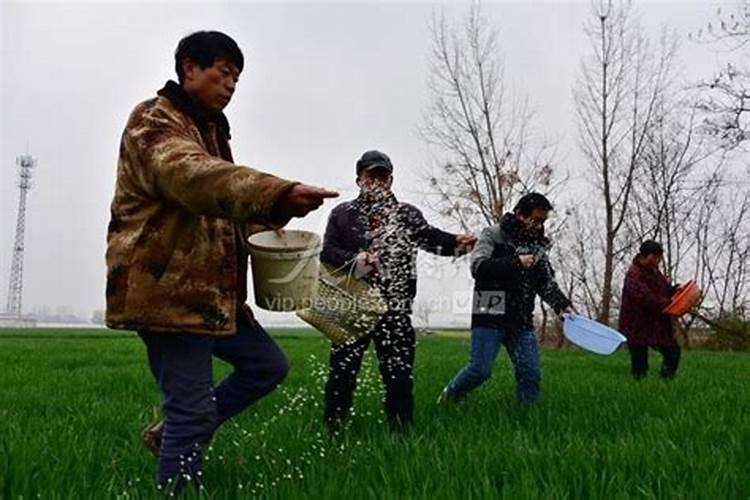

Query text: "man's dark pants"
[139, 315, 288, 487]
[627, 343, 681, 379]
[324, 311, 416, 430]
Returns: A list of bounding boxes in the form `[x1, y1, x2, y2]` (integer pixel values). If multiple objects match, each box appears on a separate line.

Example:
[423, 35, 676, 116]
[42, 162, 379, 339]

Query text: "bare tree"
[695, 186, 750, 318]
[695, 65, 750, 149]
[673, 2, 750, 327]
[627, 98, 720, 281]
[552, 205, 607, 318]
[419, 2, 559, 231]
[573, 0, 677, 324]
[693, 2, 750, 150]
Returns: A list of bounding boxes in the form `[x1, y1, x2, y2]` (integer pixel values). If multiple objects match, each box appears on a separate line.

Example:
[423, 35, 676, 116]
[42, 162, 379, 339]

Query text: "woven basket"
[296, 262, 387, 344]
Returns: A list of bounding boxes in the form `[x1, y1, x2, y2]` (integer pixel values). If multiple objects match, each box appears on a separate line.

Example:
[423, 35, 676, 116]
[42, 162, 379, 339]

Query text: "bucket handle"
[266, 249, 322, 285]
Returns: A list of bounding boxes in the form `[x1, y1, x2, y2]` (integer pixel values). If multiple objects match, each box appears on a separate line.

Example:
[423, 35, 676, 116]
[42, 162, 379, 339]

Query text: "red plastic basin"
[663, 280, 701, 317]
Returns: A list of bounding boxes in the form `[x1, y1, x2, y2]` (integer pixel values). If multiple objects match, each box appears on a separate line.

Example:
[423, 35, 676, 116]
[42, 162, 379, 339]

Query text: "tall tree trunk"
[597, 12, 614, 326]
[599, 230, 615, 325]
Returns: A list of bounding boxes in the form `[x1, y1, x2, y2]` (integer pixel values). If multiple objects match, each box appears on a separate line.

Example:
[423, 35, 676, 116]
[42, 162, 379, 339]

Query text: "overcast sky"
[0, 0, 727, 325]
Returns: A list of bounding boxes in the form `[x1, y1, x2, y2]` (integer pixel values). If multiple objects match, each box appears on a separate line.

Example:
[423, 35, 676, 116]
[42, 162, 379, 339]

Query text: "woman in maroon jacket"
[619, 240, 681, 379]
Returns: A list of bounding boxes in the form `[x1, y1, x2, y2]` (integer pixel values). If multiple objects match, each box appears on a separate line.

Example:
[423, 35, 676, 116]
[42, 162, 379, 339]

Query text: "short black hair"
[174, 31, 244, 83]
[639, 240, 664, 257]
[513, 192, 553, 216]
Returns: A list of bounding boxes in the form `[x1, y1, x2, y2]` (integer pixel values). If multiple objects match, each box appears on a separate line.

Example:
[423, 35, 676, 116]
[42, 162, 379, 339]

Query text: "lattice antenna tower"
[5, 154, 35, 315]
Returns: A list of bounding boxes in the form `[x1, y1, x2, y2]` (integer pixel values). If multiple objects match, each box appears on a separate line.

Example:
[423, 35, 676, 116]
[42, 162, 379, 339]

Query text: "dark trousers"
[324, 311, 416, 430]
[139, 316, 289, 487]
[627, 343, 681, 379]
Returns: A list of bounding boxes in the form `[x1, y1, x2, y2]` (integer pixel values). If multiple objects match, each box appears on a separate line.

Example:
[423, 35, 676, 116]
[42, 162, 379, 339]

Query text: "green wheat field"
[1, 328, 748, 499]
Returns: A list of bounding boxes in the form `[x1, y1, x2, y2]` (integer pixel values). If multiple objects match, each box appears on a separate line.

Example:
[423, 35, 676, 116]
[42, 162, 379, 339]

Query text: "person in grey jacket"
[440, 193, 575, 403]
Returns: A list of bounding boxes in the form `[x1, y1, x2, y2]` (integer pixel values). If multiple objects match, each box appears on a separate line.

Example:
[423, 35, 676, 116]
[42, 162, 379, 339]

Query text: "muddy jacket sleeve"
[128, 108, 297, 223]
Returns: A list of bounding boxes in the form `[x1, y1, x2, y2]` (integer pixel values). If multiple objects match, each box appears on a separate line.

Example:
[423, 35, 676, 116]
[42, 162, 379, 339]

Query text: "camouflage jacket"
[106, 81, 297, 335]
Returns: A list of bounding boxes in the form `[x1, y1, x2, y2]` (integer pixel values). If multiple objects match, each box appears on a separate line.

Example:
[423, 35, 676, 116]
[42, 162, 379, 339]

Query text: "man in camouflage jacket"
[106, 31, 336, 489]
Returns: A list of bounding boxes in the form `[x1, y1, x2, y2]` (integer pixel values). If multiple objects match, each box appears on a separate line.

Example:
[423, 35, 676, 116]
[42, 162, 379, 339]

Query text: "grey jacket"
[470, 213, 571, 330]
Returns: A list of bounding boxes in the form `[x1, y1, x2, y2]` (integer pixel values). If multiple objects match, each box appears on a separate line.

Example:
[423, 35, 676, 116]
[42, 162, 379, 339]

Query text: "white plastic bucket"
[247, 230, 322, 312]
[562, 313, 627, 355]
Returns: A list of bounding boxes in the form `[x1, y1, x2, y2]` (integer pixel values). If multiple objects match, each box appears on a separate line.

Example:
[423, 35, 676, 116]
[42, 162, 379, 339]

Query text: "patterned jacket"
[106, 81, 296, 335]
[470, 213, 571, 330]
[618, 258, 676, 346]
[321, 194, 459, 313]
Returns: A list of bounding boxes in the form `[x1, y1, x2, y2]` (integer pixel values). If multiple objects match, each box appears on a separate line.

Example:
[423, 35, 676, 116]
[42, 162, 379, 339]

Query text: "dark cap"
[356, 150, 393, 176]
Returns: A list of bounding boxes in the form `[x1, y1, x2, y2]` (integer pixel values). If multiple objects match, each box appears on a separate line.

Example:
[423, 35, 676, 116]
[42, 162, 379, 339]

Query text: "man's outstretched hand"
[275, 184, 339, 219]
[456, 233, 478, 255]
